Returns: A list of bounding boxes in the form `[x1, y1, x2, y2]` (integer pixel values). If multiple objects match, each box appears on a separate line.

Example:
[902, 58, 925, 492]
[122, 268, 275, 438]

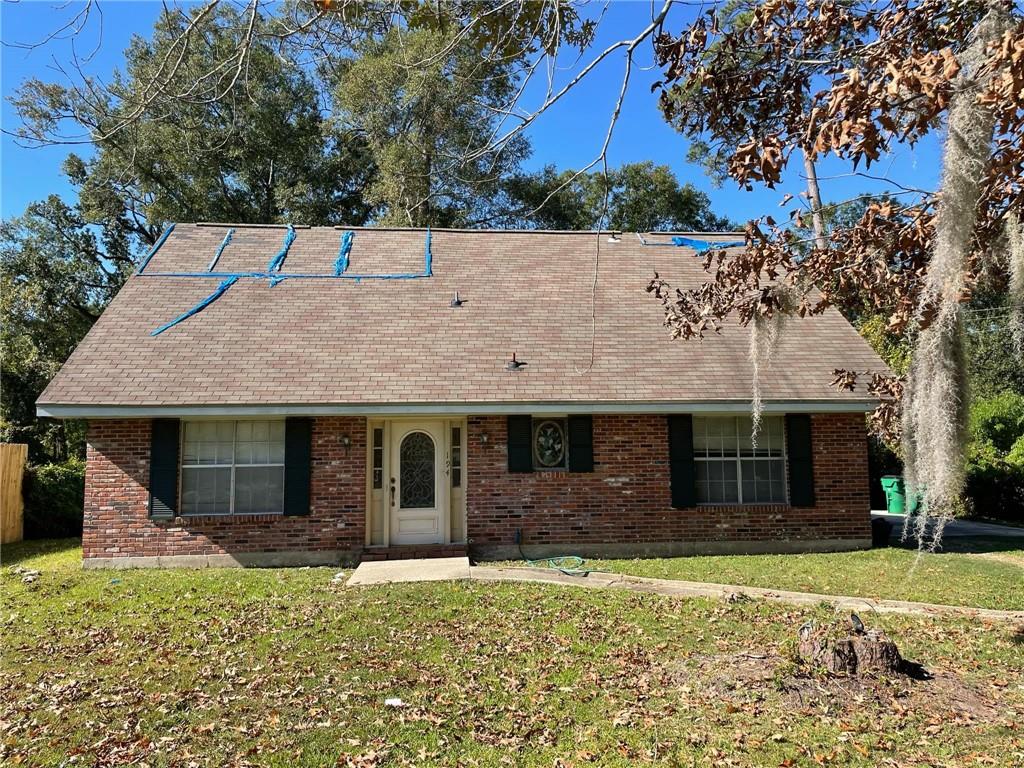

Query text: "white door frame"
[388, 419, 449, 545]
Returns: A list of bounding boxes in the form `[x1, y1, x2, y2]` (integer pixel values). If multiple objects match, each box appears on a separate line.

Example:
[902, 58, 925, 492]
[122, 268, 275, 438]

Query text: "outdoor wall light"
[480, 433, 489, 445]
[340, 435, 352, 451]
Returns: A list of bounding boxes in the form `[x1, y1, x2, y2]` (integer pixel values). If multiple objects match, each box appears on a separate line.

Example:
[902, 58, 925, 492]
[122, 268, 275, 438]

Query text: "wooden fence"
[1, 444, 28, 544]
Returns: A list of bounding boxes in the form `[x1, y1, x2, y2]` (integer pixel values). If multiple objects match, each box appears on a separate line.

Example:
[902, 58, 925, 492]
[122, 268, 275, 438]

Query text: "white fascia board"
[38, 400, 878, 419]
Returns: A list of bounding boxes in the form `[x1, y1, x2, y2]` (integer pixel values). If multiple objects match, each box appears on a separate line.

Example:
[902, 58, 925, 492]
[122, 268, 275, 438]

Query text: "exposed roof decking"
[38, 225, 886, 414]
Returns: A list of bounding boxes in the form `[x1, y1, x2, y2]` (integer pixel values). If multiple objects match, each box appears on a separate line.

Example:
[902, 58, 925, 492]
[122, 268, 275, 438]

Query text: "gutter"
[37, 399, 879, 420]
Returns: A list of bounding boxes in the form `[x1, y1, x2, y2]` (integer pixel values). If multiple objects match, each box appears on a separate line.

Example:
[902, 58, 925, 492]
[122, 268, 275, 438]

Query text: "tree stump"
[798, 621, 906, 676]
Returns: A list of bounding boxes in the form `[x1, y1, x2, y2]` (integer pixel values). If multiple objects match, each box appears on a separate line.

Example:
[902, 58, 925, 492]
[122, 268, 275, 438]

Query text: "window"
[451, 426, 462, 487]
[533, 418, 567, 470]
[693, 416, 786, 504]
[372, 428, 384, 489]
[181, 421, 285, 515]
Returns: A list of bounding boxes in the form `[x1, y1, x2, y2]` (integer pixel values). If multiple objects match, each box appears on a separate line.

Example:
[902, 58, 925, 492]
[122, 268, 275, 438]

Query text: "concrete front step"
[361, 544, 468, 562]
[347, 557, 471, 585]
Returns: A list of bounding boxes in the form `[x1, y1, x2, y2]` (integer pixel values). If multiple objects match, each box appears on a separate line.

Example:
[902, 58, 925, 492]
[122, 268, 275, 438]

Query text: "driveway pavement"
[872, 512, 1024, 539]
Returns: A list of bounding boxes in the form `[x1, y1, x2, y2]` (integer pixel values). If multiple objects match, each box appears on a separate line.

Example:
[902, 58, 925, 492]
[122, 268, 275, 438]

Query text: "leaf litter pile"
[1, 557, 1021, 767]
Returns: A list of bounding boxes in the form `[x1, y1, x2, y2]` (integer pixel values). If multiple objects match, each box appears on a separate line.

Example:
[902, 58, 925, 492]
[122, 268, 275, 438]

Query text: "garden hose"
[517, 541, 590, 576]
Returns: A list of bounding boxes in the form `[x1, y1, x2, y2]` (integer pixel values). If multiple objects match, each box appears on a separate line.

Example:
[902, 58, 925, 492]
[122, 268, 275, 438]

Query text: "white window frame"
[693, 416, 788, 505]
[371, 426, 385, 490]
[179, 419, 286, 516]
[450, 425, 462, 488]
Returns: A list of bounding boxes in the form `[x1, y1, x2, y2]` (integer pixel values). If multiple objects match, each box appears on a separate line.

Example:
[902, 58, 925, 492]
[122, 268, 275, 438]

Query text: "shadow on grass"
[1, 538, 82, 567]
[884, 536, 1024, 556]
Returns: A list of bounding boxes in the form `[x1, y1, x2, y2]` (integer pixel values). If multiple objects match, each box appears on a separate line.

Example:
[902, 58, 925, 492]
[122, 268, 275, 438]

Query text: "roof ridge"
[186, 222, 746, 236]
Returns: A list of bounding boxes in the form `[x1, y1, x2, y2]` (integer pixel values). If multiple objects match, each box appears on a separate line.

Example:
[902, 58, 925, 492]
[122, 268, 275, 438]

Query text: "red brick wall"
[83, 412, 870, 562]
[83, 420, 152, 559]
[83, 417, 366, 560]
[465, 413, 870, 548]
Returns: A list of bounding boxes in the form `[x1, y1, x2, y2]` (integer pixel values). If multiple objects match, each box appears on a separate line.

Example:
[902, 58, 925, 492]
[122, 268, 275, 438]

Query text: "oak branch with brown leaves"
[648, 0, 1023, 539]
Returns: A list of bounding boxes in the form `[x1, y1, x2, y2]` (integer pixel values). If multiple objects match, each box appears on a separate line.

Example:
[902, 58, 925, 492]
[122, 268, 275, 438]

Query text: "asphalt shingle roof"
[38, 224, 886, 412]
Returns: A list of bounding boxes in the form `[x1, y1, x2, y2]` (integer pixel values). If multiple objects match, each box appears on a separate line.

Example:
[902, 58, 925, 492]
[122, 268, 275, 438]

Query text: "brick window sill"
[155, 512, 285, 525]
[691, 504, 793, 512]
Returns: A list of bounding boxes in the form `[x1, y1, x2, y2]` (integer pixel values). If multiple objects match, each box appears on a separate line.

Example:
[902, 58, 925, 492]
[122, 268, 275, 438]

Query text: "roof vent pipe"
[506, 352, 527, 371]
[450, 291, 464, 307]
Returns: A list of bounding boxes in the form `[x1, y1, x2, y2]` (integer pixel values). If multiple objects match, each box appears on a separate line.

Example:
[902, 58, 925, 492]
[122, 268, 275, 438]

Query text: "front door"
[389, 421, 446, 545]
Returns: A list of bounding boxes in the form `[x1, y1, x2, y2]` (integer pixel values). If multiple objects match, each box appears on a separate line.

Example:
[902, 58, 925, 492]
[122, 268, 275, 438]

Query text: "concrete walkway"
[344, 558, 1023, 621]
[470, 566, 1024, 622]
[346, 556, 470, 586]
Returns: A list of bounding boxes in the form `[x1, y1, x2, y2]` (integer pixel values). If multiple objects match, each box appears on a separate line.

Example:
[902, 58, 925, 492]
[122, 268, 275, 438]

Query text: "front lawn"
[2, 540, 1023, 767]
[581, 545, 1024, 612]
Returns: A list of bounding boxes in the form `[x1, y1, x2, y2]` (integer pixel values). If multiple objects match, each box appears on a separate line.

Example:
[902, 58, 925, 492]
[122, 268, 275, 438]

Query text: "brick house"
[37, 224, 885, 568]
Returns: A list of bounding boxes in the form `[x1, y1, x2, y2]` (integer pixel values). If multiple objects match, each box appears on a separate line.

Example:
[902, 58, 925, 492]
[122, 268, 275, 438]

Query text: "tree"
[1, 197, 132, 461]
[662, 1, 848, 249]
[502, 162, 732, 232]
[12, 3, 376, 235]
[5, 1, 626, 227]
[9, 1, 599, 229]
[334, 26, 528, 227]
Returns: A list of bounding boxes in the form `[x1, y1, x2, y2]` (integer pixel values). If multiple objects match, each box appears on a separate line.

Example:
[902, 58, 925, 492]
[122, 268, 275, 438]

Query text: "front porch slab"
[346, 556, 471, 586]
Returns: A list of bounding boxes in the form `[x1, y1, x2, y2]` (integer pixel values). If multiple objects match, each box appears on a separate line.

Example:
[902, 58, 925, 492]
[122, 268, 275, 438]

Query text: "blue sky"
[1, 0, 943, 225]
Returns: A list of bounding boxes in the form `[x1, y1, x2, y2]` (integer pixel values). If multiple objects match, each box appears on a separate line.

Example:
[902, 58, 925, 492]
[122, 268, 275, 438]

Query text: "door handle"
[390, 479, 396, 507]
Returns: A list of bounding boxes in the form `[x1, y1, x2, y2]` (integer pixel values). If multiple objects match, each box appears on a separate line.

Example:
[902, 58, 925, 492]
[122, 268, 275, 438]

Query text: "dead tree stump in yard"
[798, 616, 908, 676]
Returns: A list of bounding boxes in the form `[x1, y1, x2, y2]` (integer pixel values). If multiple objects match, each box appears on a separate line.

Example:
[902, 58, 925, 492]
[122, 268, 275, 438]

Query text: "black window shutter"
[567, 415, 594, 472]
[667, 415, 696, 509]
[284, 417, 313, 516]
[507, 415, 533, 473]
[786, 414, 816, 506]
[149, 418, 180, 519]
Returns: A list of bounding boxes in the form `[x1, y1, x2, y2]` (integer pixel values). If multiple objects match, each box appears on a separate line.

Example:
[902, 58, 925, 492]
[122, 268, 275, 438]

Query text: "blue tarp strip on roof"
[207, 228, 235, 271]
[136, 223, 176, 274]
[424, 227, 432, 276]
[670, 236, 746, 251]
[145, 271, 431, 280]
[150, 277, 239, 336]
[148, 227, 436, 333]
[335, 230, 354, 275]
[266, 225, 296, 272]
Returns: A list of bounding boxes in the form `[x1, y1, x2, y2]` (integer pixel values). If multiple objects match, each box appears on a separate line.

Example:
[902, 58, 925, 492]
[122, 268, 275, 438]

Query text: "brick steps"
[360, 543, 468, 562]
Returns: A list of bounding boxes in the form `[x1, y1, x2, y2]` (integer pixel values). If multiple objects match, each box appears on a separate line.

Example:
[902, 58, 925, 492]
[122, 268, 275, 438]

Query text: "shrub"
[1006, 435, 1024, 467]
[969, 392, 1024, 453]
[965, 455, 1024, 523]
[964, 394, 1024, 523]
[23, 459, 85, 539]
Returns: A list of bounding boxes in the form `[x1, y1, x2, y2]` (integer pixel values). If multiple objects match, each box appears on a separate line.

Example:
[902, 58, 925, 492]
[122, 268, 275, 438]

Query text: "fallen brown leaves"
[2, 569, 1022, 766]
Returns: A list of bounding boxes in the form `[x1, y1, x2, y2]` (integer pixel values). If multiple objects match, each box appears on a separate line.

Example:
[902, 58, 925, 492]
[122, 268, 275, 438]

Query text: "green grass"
[580, 545, 1024, 611]
[2, 539, 1023, 767]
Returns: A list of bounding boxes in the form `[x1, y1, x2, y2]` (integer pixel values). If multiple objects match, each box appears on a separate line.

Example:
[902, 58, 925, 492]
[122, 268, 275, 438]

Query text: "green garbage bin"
[880, 475, 906, 515]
